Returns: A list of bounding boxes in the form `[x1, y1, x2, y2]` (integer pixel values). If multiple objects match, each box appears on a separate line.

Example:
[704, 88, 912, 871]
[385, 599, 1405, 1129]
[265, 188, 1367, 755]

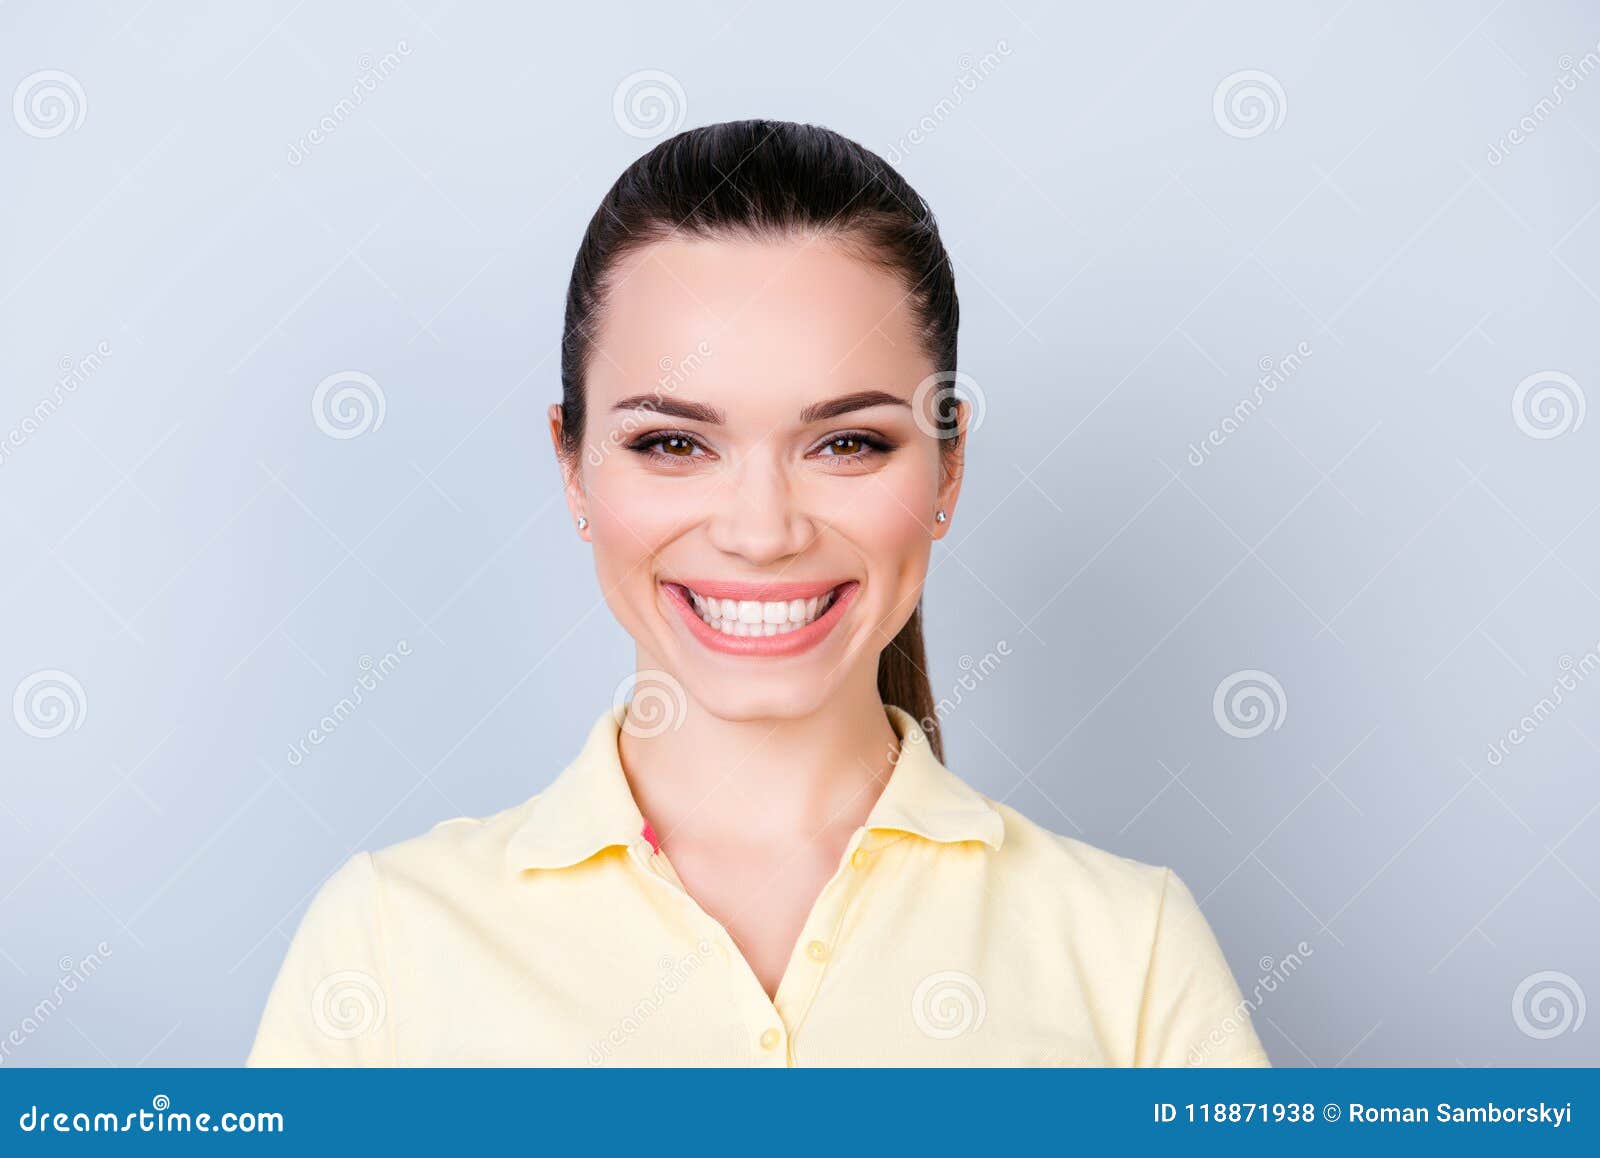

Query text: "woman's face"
[550, 234, 964, 722]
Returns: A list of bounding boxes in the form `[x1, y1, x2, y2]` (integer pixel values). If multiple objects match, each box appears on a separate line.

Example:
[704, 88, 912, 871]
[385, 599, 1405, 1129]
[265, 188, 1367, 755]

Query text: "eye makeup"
[624, 427, 900, 465]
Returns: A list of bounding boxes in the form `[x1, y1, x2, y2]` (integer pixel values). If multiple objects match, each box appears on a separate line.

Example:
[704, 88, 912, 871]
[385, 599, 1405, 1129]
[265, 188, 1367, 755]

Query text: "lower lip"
[662, 581, 859, 657]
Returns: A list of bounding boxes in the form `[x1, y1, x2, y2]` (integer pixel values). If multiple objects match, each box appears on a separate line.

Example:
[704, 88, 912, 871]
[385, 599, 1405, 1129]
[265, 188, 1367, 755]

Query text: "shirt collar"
[505, 703, 1004, 873]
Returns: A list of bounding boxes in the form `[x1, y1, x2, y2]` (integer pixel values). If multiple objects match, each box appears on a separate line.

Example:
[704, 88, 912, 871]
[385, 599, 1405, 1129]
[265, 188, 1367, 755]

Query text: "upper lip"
[665, 578, 852, 601]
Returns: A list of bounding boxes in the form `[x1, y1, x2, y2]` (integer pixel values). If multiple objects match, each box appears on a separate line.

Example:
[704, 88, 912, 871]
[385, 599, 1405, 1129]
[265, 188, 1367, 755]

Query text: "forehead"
[587, 234, 930, 412]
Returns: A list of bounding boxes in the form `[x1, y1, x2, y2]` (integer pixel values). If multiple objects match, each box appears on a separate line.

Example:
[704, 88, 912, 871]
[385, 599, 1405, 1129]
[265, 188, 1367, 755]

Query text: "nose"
[704, 445, 818, 565]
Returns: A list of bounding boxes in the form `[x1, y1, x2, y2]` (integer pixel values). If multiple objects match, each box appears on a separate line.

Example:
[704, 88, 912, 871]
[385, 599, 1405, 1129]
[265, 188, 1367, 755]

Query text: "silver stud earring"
[934, 509, 947, 524]
[576, 516, 589, 532]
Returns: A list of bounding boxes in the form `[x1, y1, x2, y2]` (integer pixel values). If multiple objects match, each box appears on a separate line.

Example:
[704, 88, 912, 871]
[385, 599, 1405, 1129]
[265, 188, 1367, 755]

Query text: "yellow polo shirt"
[247, 703, 1272, 1067]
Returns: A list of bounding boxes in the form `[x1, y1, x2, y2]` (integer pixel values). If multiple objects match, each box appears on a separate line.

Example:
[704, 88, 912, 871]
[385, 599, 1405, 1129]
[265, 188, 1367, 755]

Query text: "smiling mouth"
[659, 579, 858, 653]
[681, 586, 840, 636]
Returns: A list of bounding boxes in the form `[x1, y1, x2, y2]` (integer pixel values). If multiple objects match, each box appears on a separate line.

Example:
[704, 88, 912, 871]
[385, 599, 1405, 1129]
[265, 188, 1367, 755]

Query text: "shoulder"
[985, 795, 1173, 907]
[359, 793, 540, 893]
[978, 797, 1270, 1065]
[975, 795, 1189, 956]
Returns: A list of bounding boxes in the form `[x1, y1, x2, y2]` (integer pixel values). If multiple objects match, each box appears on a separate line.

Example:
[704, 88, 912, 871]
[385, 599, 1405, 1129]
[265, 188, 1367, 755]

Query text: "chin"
[696, 665, 858, 723]
[621, 574, 901, 722]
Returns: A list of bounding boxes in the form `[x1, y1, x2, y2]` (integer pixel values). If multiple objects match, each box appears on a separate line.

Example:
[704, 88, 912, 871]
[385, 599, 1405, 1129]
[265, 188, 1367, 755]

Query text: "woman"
[248, 119, 1271, 1067]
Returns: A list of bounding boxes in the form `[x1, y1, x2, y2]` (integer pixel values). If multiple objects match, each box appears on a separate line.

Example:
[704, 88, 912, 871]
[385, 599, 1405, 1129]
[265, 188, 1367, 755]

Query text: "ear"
[548, 402, 591, 541]
[932, 399, 968, 540]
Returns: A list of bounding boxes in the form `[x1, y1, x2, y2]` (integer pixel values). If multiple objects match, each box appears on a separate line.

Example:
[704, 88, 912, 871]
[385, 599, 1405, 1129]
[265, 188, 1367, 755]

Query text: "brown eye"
[822, 435, 865, 456]
[625, 431, 710, 462]
[810, 430, 895, 462]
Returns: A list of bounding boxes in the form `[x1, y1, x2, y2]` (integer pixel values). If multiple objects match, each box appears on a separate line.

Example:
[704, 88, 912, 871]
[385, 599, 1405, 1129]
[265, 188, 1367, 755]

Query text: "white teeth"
[680, 586, 840, 634]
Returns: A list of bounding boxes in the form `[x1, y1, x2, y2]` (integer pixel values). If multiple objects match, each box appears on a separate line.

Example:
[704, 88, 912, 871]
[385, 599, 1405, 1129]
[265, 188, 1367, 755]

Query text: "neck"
[616, 667, 900, 849]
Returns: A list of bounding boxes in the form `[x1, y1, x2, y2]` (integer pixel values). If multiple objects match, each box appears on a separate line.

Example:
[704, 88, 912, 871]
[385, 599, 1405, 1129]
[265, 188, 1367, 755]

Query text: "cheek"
[838, 461, 936, 585]
[581, 458, 675, 593]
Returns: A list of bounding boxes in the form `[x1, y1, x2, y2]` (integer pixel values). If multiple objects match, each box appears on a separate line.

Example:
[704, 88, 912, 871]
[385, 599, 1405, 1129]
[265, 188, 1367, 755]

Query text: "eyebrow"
[610, 389, 910, 426]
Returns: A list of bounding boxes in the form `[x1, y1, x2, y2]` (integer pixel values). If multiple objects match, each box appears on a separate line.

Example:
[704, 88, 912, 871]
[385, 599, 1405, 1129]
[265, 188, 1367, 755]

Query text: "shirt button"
[759, 1027, 782, 1051]
[850, 848, 870, 870]
[805, 939, 828, 962]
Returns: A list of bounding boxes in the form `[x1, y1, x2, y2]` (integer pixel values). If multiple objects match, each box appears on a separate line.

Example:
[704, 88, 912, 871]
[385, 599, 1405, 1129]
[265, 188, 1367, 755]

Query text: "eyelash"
[626, 429, 898, 465]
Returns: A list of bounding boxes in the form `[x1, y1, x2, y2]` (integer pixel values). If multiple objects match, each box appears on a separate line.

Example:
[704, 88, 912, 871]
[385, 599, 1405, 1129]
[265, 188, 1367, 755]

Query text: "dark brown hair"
[558, 119, 961, 759]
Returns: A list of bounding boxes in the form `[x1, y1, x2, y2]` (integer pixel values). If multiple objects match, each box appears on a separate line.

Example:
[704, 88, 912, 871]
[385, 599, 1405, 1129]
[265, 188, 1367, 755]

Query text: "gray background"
[3, 0, 1597, 1067]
